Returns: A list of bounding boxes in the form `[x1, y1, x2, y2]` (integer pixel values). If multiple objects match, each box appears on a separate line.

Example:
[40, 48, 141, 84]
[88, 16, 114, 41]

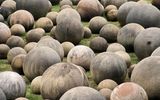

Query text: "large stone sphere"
[9, 10, 34, 31]
[77, 0, 104, 21]
[0, 22, 11, 43]
[100, 24, 120, 43]
[117, 23, 144, 51]
[90, 52, 127, 84]
[37, 37, 64, 60]
[60, 86, 106, 100]
[55, 8, 84, 44]
[111, 82, 148, 100]
[131, 56, 160, 99]
[16, 0, 50, 20]
[134, 27, 160, 60]
[0, 71, 26, 100]
[101, 0, 127, 8]
[40, 62, 89, 100]
[126, 4, 160, 28]
[88, 16, 108, 34]
[117, 1, 139, 26]
[23, 46, 61, 81]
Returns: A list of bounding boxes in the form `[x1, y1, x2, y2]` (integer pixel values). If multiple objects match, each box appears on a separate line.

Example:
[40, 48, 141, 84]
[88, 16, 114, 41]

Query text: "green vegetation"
[0, 60, 11, 71]
[146, 0, 152, 3]
[0, 0, 153, 99]
[26, 85, 43, 100]
[52, 5, 60, 12]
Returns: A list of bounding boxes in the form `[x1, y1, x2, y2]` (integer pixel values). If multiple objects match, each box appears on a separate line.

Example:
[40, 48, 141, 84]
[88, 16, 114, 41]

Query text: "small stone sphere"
[90, 37, 108, 52]
[99, 88, 112, 100]
[97, 79, 118, 90]
[10, 24, 26, 36]
[61, 41, 75, 57]
[107, 43, 126, 52]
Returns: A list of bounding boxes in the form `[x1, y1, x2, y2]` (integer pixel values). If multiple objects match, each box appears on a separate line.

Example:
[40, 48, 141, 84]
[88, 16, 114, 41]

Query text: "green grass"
[26, 85, 42, 100]
[129, 53, 138, 64]
[0, 60, 11, 71]
[52, 5, 60, 12]
[80, 34, 98, 46]
[82, 21, 89, 27]
[86, 71, 97, 89]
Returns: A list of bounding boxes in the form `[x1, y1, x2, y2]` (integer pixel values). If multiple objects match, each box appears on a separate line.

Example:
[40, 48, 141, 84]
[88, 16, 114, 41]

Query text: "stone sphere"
[90, 37, 108, 52]
[107, 9, 118, 21]
[111, 82, 148, 100]
[24, 42, 37, 53]
[117, 1, 139, 26]
[131, 56, 160, 99]
[11, 54, 26, 75]
[134, 27, 160, 60]
[88, 16, 108, 34]
[41, 63, 89, 100]
[0, 44, 10, 59]
[90, 52, 127, 84]
[101, 0, 127, 8]
[60, 0, 73, 7]
[100, 24, 120, 43]
[60, 5, 73, 11]
[7, 47, 27, 64]
[0, 87, 6, 100]
[46, 11, 58, 25]
[106, 43, 126, 52]
[61, 41, 75, 57]
[115, 51, 131, 68]
[99, 88, 112, 100]
[37, 37, 64, 60]
[105, 5, 117, 14]
[10, 24, 26, 36]
[6, 36, 26, 48]
[9, 10, 34, 31]
[55, 8, 84, 44]
[35, 17, 53, 32]
[97, 79, 118, 90]
[0, 22, 11, 43]
[0, 71, 26, 100]
[26, 28, 45, 42]
[23, 46, 61, 81]
[83, 27, 92, 38]
[151, 47, 160, 56]
[1, 0, 16, 12]
[126, 4, 160, 28]
[117, 23, 144, 51]
[60, 86, 106, 100]
[67, 45, 95, 70]
[31, 76, 42, 94]
[0, 14, 4, 22]
[16, 0, 50, 20]
[77, 0, 104, 21]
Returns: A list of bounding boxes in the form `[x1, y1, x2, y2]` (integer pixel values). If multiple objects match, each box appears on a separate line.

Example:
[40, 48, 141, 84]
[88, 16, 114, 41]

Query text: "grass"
[80, 34, 98, 46]
[0, 60, 11, 71]
[129, 53, 139, 64]
[52, 5, 60, 12]
[26, 85, 43, 100]
[0, 0, 153, 99]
